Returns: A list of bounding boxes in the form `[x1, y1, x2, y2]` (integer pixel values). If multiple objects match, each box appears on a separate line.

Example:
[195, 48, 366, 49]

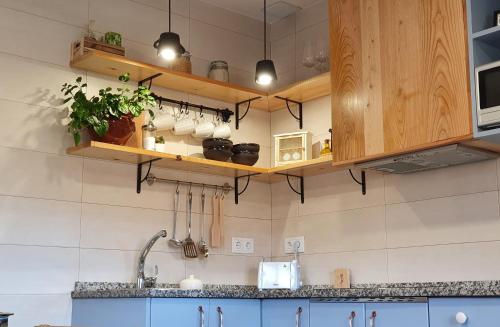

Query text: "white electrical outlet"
[284, 236, 305, 254]
[232, 237, 254, 254]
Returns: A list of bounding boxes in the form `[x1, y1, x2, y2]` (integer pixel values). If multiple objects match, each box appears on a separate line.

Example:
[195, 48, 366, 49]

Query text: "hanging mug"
[213, 119, 231, 139]
[154, 105, 176, 131]
[192, 111, 215, 138]
[174, 104, 195, 135]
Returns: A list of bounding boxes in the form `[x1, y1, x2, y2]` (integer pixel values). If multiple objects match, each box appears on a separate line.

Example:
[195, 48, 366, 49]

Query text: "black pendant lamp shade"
[154, 0, 185, 61]
[255, 0, 277, 86]
[255, 59, 277, 85]
[154, 32, 185, 61]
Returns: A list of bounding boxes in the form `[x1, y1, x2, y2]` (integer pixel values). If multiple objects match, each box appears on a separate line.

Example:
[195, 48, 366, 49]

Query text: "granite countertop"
[72, 281, 500, 299]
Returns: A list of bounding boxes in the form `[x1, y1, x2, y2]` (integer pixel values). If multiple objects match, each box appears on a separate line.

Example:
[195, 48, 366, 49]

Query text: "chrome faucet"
[137, 230, 167, 289]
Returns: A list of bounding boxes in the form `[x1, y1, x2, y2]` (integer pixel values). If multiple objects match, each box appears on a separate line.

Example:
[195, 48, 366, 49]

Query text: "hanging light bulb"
[255, 0, 277, 86]
[154, 0, 185, 61]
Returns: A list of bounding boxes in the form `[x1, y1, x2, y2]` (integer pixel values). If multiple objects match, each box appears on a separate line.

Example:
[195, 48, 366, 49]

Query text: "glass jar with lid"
[208, 61, 229, 82]
[142, 121, 157, 150]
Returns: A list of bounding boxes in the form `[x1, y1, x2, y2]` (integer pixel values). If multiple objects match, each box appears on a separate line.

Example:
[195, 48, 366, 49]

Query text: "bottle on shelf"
[320, 139, 332, 156]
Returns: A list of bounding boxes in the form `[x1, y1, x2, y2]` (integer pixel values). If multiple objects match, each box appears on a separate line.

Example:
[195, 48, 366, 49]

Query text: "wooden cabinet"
[429, 298, 500, 326]
[261, 299, 310, 327]
[329, 0, 473, 163]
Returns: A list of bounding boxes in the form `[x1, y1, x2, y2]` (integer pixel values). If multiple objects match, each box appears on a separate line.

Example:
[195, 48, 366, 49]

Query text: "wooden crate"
[71, 36, 125, 60]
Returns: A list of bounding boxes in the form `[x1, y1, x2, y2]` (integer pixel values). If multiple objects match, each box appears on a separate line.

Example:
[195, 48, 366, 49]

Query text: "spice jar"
[142, 121, 157, 150]
[208, 61, 229, 82]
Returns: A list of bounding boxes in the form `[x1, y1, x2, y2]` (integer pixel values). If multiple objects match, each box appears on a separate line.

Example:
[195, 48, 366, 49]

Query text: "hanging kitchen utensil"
[169, 183, 183, 247]
[198, 186, 209, 257]
[183, 185, 198, 258]
[218, 189, 224, 245]
[211, 187, 222, 248]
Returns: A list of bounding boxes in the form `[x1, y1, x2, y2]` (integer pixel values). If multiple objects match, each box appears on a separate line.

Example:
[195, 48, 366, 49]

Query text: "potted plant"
[61, 73, 155, 146]
[155, 135, 166, 153]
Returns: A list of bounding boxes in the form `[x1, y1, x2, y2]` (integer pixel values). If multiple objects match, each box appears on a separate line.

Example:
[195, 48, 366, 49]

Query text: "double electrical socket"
[232, 237, 254, 254]
[284, 236, 305, 254]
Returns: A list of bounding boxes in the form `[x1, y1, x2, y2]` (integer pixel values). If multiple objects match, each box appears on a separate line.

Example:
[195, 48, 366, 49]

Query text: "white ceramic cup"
[174, 116, 196, 135]
[154, 113, 176, 131]
[213, 122, 231, 139]
[192, 121, 215, 138]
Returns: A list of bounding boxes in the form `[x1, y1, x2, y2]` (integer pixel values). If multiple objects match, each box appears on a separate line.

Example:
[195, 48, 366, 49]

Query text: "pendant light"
[255, 0, 277, 86]
[154, 0, 185, 61]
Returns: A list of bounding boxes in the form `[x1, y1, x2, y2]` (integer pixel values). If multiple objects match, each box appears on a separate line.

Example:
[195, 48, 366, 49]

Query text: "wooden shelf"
[67, 141, 270, 182]
[267, 72, 331, 111]
[70, 49, 330, 112]
[66, 143, 344, 184]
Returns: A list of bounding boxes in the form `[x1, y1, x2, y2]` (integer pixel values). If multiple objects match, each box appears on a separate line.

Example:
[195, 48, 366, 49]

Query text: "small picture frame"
[495, 10, 500, 27]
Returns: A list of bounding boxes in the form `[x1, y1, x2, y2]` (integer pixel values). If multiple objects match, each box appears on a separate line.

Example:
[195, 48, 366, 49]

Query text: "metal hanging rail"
[146, 174, 232, 194]
[153, 94, 234, 123]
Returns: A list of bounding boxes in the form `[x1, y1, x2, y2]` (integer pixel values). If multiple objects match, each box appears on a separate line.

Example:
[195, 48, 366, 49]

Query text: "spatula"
[211, 192, 221, 248]
[183, 190, 198, 258]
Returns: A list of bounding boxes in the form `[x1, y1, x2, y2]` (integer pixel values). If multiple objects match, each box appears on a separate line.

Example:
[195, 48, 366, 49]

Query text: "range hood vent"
[356, 144, 497, 174]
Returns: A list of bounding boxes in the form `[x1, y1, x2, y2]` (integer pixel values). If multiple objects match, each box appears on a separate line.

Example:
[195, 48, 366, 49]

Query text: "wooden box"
[274, 131, 312, 166]
[71, 36, 125, 60]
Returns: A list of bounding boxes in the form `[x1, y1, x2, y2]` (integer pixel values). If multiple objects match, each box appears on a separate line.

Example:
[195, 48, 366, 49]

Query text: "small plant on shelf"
[61, 73, 155, 146]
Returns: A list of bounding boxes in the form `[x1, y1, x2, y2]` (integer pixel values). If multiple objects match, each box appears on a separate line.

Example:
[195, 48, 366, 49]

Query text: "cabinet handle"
[295, 307, 303, 327]
[455, 312, 468, 324]
[348, 311, 356, 327]
[198, 306, 205, 327]
[217, 306, 224, 327]
[369, 311, 376, 327]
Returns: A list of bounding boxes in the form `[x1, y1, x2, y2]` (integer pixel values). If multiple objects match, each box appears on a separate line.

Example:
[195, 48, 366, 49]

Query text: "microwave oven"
[476, 60, 500, 128]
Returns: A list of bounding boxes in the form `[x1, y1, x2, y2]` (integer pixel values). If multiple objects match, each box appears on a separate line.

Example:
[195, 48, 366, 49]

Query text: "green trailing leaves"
[61, 73, 155, 146]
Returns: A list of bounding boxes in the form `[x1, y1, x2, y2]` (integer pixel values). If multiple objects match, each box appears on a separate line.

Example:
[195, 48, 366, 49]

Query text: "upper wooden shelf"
[70, 49, 330, 112]
[67, 142, 342, 184]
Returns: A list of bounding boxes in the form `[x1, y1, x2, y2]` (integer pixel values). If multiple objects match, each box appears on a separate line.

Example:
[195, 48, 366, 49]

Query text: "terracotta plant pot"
[88, 115, 136, 145]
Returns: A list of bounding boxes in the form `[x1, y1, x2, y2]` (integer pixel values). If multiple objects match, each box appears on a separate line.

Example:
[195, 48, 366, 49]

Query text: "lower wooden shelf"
[66, 142, 341, 184]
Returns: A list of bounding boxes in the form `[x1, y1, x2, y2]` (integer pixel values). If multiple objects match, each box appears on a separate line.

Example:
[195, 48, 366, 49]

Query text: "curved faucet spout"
[137, 230, 167, 289]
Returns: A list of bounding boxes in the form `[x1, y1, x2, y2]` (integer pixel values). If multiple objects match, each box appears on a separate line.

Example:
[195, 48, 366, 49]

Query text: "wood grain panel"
[330, 0, 472, 163]
[330, 0, 366, 162]
[360, 0, 384, 155]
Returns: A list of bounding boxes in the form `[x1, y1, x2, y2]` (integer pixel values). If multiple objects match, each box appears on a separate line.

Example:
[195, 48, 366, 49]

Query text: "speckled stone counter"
[72, 281, 500, 299]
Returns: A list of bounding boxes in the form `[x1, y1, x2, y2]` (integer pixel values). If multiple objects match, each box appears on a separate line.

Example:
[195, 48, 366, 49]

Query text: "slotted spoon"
[183, 190, 198, 258]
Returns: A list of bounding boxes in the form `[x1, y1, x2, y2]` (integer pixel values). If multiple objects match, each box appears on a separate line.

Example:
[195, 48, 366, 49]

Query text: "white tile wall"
[0, 1, 274, 326]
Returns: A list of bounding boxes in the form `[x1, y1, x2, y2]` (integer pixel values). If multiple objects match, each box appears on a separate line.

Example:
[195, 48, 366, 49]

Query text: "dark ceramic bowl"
[232, 143, 260, 154]
[203, 147, 233, 161]
[202, 138, 233, 148]
[231, 152, 259, 166]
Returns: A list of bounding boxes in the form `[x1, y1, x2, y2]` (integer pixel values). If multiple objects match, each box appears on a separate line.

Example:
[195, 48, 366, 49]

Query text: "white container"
[274, 131, 312, 166]
[143, 137, 156, 150]
[174, 117, 196, 135]
[258, 260, 302, 291]
[213, 122, 231, 139]
[154, 113, 176, 131]
[179, 275, 203, 290]
[192, 121, 215, 138]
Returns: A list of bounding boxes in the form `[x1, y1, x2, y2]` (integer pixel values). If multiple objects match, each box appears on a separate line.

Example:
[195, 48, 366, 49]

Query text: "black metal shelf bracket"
[136, 158, 163, 193]
[235, 97, 262, 129]
[234, 173, 261, 204]
[275, 173, 305, 204]
[348, 169, 366, 195]
[138, 73, 163, 89]
[275, 96, 303, 129]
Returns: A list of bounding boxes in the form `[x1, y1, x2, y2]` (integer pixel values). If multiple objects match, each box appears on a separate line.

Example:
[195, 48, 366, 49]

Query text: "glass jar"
[142, 121, 157, 150]
[208, 61, 229, 82]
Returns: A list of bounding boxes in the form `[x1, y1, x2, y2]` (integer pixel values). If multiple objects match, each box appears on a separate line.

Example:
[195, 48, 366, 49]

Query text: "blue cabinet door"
[72, 298, 150, 327]
[429, 298, 500, 326]
[208, 299, 261, 327]
[151, 298, 209, 327]
[365, 303, 429, 327]
[310, 301, 364, 327]
[262, 299, 310, 327]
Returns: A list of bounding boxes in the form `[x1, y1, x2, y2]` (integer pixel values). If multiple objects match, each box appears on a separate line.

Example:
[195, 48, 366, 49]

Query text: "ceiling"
[199, 0, 323, 23]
